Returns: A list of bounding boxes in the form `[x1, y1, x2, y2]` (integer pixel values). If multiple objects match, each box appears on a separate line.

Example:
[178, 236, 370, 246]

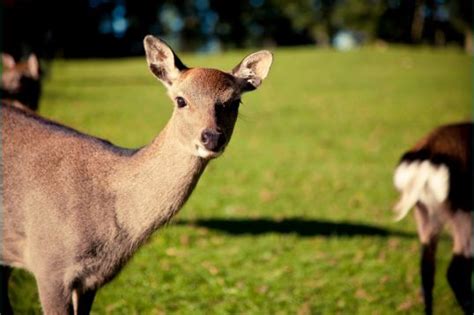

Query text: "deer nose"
[201, 129, 226, 152]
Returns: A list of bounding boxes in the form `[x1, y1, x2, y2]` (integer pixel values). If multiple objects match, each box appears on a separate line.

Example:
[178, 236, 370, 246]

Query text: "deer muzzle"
[200, 128, 227, 153]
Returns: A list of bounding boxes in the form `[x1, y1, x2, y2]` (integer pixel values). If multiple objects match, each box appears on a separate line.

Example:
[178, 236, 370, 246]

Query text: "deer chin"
[194, 143, 223, 159]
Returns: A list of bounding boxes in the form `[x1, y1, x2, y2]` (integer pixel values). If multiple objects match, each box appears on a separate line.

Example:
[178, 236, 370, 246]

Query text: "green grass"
[8, 46, 471, 314]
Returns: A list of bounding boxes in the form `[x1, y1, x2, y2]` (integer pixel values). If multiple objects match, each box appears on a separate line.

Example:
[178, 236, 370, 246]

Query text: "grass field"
[8, 46, 471, 314]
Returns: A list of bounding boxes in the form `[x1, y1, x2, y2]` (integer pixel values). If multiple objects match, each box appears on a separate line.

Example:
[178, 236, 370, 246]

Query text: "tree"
[449, 0, 473, 53]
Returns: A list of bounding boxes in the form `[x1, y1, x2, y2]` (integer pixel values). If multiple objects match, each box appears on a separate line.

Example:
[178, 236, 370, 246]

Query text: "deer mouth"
[194, 143, 224, 159]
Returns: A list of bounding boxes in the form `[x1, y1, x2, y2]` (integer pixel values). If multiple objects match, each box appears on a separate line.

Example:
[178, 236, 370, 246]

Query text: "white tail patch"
[393, 160, 449, 221]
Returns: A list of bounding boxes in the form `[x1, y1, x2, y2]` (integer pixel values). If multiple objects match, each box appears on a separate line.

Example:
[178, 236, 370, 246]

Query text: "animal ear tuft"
[232, 50, 273, 91]
[2, 53, 16, 70]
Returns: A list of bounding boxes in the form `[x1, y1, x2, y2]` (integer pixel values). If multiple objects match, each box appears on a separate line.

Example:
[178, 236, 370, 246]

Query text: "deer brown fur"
[393, 122, 472, 315]
[0, 35, 273, 314]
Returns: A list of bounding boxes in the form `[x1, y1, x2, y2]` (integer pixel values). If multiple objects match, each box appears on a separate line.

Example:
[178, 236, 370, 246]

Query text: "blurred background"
[1, 0, 472, 314]
[2, 0, 473, 60]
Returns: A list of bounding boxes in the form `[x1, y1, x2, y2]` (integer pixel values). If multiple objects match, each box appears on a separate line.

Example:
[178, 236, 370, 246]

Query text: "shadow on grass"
[175, 217, 415, 238]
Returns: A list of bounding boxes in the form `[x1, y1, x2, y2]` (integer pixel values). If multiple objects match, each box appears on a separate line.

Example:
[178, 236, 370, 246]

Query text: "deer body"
[393, 122, 472, 315]
[3, 105, 206, 298]
[0, 36, 272, 314]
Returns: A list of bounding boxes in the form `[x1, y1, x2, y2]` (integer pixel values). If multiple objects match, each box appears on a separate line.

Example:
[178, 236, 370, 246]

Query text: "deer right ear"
[232, 50, 273, 91]
[143, 35, 188, 87]
[27, 54, 40, 79]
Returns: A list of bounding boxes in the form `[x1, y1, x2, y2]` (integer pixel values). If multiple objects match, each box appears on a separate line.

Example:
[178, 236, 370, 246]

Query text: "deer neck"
[111, 122, 208, 244]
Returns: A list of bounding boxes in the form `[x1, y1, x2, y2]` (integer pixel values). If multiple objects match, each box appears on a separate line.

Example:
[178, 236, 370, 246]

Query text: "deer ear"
[143, 35, 188, 87]
[2, 53, 16, 70]
[232, 50, 273, 91]
[27, 54, 40, 79]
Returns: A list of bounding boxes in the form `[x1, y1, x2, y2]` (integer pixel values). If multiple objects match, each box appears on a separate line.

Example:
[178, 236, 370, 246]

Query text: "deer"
[393, 122, 472, 315]
[0, 35, 273, 315]
[1, 52, 41, 111]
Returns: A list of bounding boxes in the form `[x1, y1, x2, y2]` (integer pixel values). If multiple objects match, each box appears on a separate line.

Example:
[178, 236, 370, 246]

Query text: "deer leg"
[420, 242, 437, 315]
[447, 210, 472, 314]
[72, 289, 97, 315]
[36, 276, 72, 315]
[447, 254, 472, 314]
[414, 203, 442, 315]
[0, 265, 14, 315]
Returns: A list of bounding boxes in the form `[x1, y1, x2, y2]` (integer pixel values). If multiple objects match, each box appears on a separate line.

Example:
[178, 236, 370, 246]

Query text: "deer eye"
[176, 97, 187, 108]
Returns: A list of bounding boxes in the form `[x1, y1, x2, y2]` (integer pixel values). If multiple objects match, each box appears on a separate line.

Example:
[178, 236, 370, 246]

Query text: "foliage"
[3, 0, 471, 58]
[332, 0, 386, 39]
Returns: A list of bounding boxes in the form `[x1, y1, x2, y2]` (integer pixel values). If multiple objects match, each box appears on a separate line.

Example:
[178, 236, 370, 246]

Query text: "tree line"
[2, 0, 472, 59]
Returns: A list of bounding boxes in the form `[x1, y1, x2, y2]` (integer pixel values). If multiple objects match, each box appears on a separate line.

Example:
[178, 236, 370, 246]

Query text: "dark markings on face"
[241, 80, 256, 92]
[215, 99, 240, 136]
[150, 64, 171, 85]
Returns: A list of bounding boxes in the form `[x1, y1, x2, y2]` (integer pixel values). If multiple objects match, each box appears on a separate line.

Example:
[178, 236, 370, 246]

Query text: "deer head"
[144, 35, 273, 159]
[1, 53, 39, 92]
[1, 53, 41, 111]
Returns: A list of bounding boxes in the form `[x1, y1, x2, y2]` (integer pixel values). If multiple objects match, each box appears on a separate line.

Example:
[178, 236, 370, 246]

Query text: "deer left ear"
[143, 35, 188, 87]
[2, 53, 16, 70]
[232, 50, 273, 91]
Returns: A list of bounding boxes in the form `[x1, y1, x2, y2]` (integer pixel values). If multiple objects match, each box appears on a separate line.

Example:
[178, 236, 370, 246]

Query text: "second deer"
[1, 53, 41, 111]
[393, 122, 472, 315]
